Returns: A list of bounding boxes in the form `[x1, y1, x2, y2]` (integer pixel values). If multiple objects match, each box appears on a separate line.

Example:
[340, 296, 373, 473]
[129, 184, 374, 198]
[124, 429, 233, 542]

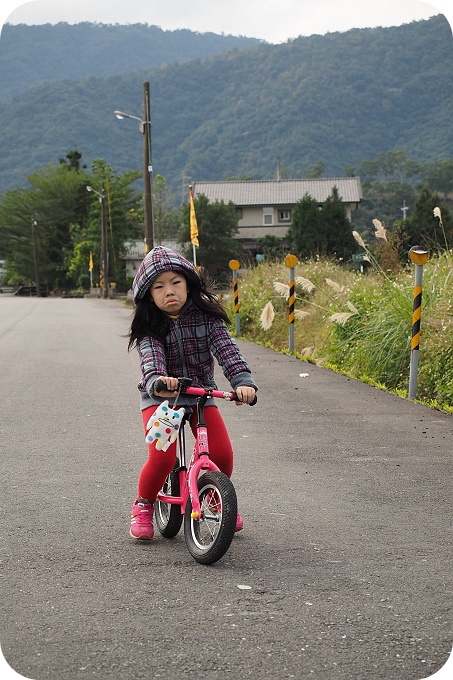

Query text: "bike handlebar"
[154, 378, 257, 406]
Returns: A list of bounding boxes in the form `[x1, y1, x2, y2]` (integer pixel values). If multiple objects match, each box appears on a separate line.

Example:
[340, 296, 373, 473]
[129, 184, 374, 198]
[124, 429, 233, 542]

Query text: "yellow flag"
[89, 251, 94, 271]
[189, 186, 199, 247]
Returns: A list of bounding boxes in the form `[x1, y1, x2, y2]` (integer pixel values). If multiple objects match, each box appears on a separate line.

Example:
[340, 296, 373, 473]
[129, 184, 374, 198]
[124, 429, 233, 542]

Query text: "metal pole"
[101, 181, 109, 299]
[285, 254, 298, 353]
[143, 81, 154, 253]
[31, 219, 41, 297]
[229, 259, 240, 337]
[408, 247, 429, 399]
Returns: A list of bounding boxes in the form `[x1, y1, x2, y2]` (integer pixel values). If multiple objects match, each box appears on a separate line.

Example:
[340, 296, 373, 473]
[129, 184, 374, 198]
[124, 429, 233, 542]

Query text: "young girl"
[128, 246, 257, 540]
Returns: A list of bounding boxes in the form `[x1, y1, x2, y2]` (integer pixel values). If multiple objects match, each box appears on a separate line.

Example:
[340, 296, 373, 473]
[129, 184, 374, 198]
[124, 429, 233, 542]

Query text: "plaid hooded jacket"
[132, 247, 257, 409]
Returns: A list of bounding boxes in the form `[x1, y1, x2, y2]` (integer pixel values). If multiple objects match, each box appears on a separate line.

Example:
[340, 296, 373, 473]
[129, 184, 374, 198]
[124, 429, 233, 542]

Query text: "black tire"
[184, 471, 237, 565]
[154, 462, 183, 538]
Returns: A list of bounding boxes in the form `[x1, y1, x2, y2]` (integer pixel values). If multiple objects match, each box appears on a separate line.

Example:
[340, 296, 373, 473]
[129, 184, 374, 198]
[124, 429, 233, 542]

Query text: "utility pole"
[31, 218, 40, 296]
[114, 83, 155, 254]
[87, 183, 108, 299]
[143, 81, 154, 253]
[100, 181, 109, 299]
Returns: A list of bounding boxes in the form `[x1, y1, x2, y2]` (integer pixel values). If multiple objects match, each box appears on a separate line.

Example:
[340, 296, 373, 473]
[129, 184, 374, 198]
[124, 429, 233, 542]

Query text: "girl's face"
[149, 270, 188, 314]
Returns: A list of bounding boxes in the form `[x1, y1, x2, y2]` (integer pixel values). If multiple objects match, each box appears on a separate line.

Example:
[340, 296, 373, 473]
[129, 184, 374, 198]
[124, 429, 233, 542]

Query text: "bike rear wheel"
[154, 461, 183, 538]
[184, 471, 237, 565]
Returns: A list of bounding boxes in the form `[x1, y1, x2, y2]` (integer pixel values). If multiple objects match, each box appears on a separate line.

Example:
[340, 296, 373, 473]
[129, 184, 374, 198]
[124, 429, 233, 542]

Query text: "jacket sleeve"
[137, 336, 168, 398]
[208, 319, 258, 392]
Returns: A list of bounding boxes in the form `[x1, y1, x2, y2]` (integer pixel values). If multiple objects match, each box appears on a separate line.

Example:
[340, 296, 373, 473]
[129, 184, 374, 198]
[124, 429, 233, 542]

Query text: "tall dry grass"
[226, 251, 453, 411]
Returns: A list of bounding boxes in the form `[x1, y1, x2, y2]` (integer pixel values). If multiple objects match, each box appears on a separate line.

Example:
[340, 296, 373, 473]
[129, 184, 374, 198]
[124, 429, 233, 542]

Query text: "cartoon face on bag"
[145, 400, 185, 451]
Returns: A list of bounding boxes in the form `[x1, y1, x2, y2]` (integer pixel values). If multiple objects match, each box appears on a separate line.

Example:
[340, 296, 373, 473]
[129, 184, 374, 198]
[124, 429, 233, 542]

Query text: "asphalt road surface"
[1, 296, 452, 680]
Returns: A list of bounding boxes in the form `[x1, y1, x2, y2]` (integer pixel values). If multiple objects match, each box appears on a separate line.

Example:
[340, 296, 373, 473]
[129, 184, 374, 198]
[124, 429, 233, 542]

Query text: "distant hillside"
[0, 22, 261, 102]
[0, 16, 451, 198]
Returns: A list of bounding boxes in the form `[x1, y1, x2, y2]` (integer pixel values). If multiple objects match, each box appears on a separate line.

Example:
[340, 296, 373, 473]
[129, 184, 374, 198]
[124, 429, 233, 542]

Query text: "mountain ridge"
[0, 21, 261, 102]
[0, 16, 451, 197]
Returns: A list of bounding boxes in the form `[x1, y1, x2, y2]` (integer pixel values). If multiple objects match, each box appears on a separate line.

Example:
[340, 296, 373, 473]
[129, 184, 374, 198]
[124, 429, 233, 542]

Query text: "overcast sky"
[1, 0, 451, 43]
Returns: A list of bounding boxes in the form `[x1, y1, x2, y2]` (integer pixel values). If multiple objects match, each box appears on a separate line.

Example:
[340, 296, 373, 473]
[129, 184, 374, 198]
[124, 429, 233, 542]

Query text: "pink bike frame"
[156, 386, 236, 521]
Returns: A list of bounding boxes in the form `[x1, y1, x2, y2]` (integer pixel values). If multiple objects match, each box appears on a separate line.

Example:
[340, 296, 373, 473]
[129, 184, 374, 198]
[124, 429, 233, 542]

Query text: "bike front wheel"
[154, 461, 183, 538]
[184, 471, 237, 565]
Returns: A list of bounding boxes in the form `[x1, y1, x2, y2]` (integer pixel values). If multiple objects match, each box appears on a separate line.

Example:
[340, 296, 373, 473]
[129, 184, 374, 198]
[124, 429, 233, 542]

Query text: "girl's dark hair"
[128, 267, 230, 350]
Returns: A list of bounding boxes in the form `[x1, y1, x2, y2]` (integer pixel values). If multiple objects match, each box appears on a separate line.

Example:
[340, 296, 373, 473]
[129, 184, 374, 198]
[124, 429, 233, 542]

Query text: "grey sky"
[1, 0, 451, 44]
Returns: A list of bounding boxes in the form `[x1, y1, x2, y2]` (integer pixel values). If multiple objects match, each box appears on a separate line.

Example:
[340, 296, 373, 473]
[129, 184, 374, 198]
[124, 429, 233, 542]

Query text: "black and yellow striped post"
[229, 259, 241, 337]
[408, 246, 429, 399]
[285, 254, 298, 353]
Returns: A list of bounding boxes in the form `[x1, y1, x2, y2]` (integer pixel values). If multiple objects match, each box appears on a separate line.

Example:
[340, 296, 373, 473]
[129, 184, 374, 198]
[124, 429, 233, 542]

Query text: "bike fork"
[188, 410, 222, 521]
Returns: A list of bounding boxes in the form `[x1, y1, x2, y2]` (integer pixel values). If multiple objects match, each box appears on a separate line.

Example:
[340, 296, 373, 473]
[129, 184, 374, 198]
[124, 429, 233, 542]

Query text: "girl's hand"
[235, 385, 256, 405]
[154, 376, 179, 397]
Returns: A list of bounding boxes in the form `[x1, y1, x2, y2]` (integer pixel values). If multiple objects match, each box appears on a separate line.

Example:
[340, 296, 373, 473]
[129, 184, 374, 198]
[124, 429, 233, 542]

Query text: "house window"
[279, 210, 291, 222]
[263, 207, 274, 225]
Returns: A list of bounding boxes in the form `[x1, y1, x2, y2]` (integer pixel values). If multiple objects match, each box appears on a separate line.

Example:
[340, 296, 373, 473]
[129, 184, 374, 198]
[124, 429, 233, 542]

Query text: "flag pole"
[89, 251, 93, 288]
[189, 184, 199, 267]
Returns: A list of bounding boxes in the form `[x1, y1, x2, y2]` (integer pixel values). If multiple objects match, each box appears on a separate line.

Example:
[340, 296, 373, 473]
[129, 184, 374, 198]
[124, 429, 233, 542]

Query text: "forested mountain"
[0, 22, 260, 102]
[0, 16, 451, 199]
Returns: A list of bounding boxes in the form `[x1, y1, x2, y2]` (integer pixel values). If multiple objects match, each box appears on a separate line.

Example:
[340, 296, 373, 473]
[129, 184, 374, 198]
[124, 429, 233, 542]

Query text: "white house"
[193, 178, 363, 250]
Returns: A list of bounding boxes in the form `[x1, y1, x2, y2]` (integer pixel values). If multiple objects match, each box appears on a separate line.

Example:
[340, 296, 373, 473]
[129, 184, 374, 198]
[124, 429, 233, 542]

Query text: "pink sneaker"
[130, 501, 154, 540]
[235, 512, 244, 532]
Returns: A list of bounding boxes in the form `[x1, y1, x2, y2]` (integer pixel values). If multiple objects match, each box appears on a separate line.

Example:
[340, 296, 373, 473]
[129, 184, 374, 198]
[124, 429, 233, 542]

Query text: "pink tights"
[137, 405, 234, 503]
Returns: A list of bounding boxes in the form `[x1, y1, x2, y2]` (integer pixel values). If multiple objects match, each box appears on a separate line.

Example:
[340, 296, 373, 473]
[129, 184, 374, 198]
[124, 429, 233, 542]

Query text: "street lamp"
[114, 80, 154, 254]
[114, 111, 143, 129]
[86, 184, 109, 299]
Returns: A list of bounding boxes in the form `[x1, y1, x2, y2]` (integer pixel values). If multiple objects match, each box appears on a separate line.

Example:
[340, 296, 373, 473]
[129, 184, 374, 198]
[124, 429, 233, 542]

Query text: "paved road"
[1, 297, 452, 680]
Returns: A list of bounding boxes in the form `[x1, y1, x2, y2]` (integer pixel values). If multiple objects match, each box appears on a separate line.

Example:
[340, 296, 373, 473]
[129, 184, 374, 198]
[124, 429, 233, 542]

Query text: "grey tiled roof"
[193, 178, 362, 206]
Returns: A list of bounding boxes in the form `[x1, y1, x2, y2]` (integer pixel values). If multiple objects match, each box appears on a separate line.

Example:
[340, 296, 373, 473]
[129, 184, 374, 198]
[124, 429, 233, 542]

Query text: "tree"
[321, 186, 357, 260]
[403, 187, 452, 253]
[358, 150, 421, 184]
[419, 159, 453, 200]
[59, 150, 86, 172]
[287, 193, 322, 258]
[255, 235, 286, 260]
[178, 194, 243, 273]
[0, 187, 38, 285]
[352, 152, 453, 236]
[302, 161, 325, 179]
[288, 188, 356, 260]
[0, 164, 90, 288]
[71, 159, 141, 290]
[0, 154, 142, 291]
[153, 174, 181, 244]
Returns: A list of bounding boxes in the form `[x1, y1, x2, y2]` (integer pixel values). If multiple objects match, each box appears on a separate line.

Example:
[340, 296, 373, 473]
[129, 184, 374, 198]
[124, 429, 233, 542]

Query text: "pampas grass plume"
[273, 281, 290, 298]
[325, 278, 345, 294]
[372, 218, 387, 241]
[260, 301, 275, 330]
[353, 231, 366, 249]
[329, 312, 355, 325]
[295, 276, 316, 292]
[433, 206, 449, 249]
[294, 309, 310, 320]
[433, 207, 443, 225]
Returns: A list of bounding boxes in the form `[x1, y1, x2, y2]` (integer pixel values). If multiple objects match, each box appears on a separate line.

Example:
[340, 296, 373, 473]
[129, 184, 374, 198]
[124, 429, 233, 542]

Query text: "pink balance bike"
[153, 377, 256, 565]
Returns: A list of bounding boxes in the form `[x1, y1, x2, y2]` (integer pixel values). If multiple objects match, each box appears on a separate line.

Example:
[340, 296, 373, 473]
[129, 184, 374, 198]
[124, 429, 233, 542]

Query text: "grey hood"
[132, 247, 196, 303]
